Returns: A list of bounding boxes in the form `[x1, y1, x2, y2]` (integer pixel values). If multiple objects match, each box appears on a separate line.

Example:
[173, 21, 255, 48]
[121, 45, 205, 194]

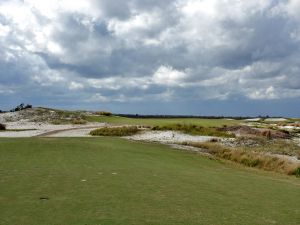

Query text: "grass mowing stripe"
[0, 138, 299, 225]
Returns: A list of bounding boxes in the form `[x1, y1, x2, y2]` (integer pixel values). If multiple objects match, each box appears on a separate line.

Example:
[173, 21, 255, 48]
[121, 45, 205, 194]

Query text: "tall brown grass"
[90, 126, 139, 136]
[152, 124, 235, 138]
[182, 141, 300, 176]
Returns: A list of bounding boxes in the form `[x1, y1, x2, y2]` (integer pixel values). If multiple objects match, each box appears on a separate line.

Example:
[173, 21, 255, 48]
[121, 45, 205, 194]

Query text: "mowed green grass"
[86, 116, 240, 127]
[0, 138, 299, 225]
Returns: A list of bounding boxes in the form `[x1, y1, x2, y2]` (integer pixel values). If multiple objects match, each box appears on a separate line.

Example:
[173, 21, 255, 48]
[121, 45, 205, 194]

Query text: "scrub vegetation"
[182, 140, 300, 176]
[152, 124, 235, 137]
[90, 126, 139, 136]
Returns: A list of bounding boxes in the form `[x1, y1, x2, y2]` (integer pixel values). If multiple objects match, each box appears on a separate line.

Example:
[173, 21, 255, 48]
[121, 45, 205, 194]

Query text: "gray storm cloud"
[0, 0, 300, 114]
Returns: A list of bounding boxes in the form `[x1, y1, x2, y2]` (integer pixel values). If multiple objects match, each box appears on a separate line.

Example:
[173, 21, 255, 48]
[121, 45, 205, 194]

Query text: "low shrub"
[0, 123, 6, 130]
[96, 111, 112, 116]
[90, 126, 139, 136]
[152, 124, 235, 138]
[10, 103, 32, 112]
[72, 118, 87, 125]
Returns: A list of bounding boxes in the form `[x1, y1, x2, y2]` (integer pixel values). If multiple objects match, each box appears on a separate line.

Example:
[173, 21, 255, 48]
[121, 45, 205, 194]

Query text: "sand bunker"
[125, 130, 217, 144]
[0, 121, 105, 137]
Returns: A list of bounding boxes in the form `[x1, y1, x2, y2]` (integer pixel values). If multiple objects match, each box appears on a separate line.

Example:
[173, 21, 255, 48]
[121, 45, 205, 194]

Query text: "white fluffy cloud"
[152, 66, 188, 87]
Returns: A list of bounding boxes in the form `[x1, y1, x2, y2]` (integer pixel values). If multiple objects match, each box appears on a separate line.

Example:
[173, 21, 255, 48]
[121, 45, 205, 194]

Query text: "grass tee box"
[86, 115, 240, 127]
[0, 138, 299, 225]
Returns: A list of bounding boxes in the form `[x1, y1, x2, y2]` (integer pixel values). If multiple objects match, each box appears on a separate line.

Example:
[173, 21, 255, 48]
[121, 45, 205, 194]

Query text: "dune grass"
[86, 115, 240, 127]
[90, 126, 139, 136]
[152, 124, 235, 137]
[0, 138, 299, 225]
[182, 141, 300, 176]
[232, 136, 300, 159]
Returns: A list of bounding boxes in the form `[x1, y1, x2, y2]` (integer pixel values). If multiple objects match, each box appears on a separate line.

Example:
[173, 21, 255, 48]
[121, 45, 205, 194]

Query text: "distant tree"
[10, 103, 32, 112]
[24, 104, 32, 109]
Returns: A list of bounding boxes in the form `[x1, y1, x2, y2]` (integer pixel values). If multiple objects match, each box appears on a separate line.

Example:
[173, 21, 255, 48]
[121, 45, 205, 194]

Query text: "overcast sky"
[1, 0, 300, 116]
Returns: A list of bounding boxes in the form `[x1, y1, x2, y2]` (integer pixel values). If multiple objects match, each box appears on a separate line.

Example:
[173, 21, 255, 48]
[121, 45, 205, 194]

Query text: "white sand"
[264, 118, 287, 122]
[245, 118, 261, 121]
[0, 121, 105, 137]
[47, 127, 101, 137]
[124, 131, 217, 144]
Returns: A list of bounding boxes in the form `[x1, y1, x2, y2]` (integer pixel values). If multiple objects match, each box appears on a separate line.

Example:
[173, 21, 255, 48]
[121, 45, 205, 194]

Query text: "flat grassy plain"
[0, 138, 299, 225]
[86, 116, 240, 127]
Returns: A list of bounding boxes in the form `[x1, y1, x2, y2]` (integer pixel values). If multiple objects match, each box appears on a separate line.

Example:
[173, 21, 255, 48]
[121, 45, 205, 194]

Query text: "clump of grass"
[71, 118, 87, 125]
[182, 141, 300, 176]
[296, 168, 300, 177]
[0, 123, 6, 131]
[90, 126, 139, 136]
[152, 124, 235, 138]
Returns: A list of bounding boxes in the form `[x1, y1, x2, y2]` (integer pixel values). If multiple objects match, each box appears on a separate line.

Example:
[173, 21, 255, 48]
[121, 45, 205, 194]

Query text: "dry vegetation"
[218, 125, 291, 139]
[182, 140, 300, 176]
[90, 126, 139, 136]
[223, 136, 300, 158]
[95, 111, 112, 116]
[2, 107, 89, 124]
[152, 124, 235, 138]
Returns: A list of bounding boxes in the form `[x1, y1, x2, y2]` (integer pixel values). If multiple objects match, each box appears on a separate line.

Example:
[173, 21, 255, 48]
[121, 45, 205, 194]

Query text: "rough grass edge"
[182, 141, 300, 176]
